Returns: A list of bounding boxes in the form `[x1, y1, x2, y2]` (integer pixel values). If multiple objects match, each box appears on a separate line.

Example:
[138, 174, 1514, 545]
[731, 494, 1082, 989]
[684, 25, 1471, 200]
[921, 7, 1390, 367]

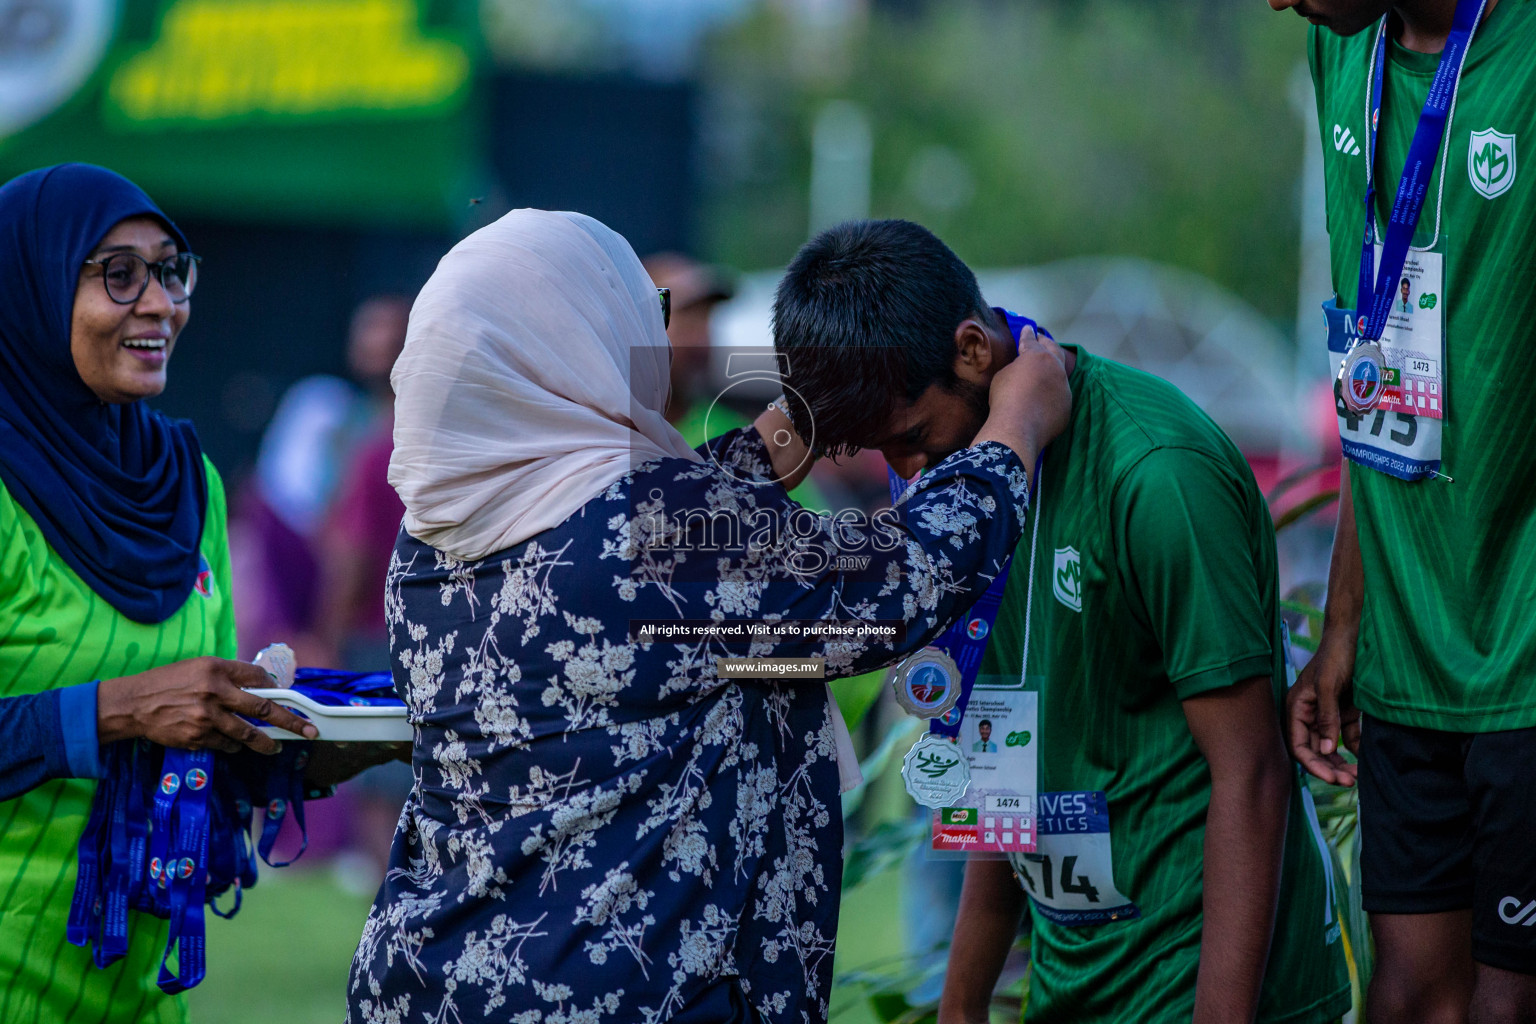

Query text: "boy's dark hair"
[772, 219, 988, 457]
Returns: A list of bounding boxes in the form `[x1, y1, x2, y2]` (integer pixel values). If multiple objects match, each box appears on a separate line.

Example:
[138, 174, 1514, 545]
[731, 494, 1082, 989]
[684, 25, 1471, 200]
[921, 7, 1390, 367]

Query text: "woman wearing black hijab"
[0, 164, 315, 1021]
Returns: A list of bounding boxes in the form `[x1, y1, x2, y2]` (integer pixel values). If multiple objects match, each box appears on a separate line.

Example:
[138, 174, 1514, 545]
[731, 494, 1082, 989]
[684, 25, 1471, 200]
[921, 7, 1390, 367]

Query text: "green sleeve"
[1307, 26, 1334, 242]
[203, 457, 238, 660]
[1113, 447, 1274, 700]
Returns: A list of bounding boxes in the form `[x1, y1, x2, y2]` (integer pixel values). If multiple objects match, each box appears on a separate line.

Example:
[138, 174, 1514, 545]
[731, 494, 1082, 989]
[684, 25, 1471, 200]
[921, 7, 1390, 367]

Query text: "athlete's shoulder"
[1079, 350, 1241, 467]
[0, 478, 52, 587]
[1308, 20, 1370, 102]
[200, 455, 226, 507]
[0, 480, 21, 581]
[1469, 0, 1536, 88]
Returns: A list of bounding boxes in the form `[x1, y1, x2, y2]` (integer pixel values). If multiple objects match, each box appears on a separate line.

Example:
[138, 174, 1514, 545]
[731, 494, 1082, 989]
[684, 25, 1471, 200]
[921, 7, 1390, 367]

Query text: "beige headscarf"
[389, 209, 701, 560]
[390, 209, 862, 792]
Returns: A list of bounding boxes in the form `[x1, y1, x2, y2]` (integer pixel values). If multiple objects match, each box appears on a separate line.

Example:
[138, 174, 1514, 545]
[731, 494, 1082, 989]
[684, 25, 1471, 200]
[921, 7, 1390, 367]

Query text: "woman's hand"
[971, 327, 1072, 471]
[96, 656, 319, 754]
[304, 741, 413, 789]
[752, 400, 817, 492]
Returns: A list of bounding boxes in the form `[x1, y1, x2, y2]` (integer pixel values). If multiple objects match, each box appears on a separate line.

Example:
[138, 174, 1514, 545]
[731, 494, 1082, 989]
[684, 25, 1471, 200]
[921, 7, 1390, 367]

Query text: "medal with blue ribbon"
[1333, 0, 1484, 429]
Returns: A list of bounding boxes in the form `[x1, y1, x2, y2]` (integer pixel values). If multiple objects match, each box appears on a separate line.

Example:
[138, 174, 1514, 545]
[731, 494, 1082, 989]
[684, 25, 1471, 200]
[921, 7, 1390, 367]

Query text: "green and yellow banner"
[0, 0, 480, 227]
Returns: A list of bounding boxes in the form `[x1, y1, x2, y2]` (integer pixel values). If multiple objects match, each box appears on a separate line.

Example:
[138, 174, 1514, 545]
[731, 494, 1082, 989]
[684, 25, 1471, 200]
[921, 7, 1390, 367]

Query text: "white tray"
[249, 688, 413, 742]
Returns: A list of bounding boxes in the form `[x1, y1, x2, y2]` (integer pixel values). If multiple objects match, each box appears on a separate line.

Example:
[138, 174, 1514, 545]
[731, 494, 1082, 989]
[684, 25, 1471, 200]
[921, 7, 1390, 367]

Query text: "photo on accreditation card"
[969, 715, 1001, 756]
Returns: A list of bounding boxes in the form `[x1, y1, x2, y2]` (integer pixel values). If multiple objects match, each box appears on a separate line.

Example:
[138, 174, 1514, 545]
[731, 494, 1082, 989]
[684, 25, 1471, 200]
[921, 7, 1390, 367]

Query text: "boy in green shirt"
[773, 219, 1349, 1023]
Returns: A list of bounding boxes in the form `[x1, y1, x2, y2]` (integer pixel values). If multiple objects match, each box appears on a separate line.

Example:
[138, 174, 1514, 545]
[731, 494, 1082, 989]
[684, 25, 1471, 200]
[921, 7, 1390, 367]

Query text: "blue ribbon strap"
[65, 745, 115, 952]
[1355, 0, 1483, 340]
[156, 748, 213, 993]
[888, 309, 1046, 737]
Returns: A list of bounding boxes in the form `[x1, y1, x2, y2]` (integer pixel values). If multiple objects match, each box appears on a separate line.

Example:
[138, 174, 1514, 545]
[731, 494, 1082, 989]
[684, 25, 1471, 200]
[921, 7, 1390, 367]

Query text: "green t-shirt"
[1310, 1, 1536, 730]
[0, 459, 235, 1024]
[979, 348, 1349, 1023]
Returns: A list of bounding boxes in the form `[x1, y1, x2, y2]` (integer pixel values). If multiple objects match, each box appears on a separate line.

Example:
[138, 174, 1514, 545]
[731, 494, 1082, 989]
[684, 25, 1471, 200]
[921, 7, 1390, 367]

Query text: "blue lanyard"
[1355, 0, 1484, 339]
[925, 551, 1017, 739]
[155, 748, 214, 993]
[256, 746, 310, 867]
[888, 309, 1049, 736]
[998, 309, 1053, 345]
[290, 667, 398, 707]
[65, 746, 115, 957]
[68, 744, 311, 988]
[67, 668, 403, 990]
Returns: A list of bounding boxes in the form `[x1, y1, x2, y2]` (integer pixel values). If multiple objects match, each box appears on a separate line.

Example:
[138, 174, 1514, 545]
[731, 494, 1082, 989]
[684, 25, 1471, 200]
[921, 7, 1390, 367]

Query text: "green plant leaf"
[841, 716, 921, 820]
[834, 669, 889, 734]
[1274, 489, 1340, 533]
[842, 815, 929, 891]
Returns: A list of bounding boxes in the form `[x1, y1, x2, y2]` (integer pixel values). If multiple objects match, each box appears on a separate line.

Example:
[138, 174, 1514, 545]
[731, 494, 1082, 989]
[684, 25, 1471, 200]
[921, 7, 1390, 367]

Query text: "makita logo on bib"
[1499, 896, 1536, 926]
[1333, 124, 1361, 156]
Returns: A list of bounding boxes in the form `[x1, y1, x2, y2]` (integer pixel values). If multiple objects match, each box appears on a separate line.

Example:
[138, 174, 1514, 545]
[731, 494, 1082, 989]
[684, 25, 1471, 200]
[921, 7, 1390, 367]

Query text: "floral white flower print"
[348, 428, 1027, 1024]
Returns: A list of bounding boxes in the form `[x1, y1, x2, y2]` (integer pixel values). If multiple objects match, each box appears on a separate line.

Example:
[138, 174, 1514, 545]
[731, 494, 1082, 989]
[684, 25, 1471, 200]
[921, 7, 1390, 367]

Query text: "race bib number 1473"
[1322, 247, 1446, 482]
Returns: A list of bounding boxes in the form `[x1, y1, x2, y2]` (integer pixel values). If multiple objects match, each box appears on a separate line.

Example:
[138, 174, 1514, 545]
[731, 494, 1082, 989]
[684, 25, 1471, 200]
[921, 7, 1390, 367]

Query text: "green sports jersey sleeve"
[1114, 447, 1275, 700]
[205, 459, 238, 659]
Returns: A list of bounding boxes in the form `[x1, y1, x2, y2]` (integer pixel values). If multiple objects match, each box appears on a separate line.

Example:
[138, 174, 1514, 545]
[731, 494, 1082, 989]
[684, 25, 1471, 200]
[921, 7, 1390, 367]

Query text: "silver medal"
[900, 732, 972, 809]
[892, 647, 963, 720]
[1337, 340, 1388, 415]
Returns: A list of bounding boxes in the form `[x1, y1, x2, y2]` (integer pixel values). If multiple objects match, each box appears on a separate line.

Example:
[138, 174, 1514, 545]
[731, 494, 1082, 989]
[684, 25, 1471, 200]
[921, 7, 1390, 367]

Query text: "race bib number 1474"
[1009, 790, 1139, 927]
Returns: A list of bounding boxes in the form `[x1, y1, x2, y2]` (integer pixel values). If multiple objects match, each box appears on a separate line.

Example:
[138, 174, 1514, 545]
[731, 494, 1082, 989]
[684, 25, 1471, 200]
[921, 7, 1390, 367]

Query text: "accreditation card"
[929, 689, 1037, 857]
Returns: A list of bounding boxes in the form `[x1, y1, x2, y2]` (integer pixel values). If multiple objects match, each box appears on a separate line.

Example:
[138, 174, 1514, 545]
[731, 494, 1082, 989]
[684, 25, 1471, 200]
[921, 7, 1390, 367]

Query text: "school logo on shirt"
[194, 554, 213, 598]
[1468, 128, 1516, 199]
[1052, 546, 1082, 612]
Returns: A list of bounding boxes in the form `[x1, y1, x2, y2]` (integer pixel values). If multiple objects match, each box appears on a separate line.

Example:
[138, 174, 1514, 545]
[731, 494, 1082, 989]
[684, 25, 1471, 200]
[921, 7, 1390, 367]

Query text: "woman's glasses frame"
[80, 252, 202, 305]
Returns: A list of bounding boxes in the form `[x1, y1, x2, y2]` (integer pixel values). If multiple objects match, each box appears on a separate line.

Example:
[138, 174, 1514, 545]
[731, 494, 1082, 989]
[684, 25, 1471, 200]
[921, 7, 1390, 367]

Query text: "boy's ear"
[952, 318, 996, 383]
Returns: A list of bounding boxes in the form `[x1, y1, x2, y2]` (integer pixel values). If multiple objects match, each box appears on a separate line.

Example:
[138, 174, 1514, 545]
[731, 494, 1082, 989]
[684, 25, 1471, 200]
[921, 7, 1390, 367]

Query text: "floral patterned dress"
[346, 428, 1028, 1024]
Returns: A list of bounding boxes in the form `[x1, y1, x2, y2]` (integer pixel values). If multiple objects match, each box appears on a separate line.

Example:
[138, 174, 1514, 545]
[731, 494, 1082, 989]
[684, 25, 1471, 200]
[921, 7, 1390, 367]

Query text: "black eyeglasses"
[658, 287, 671, 330]
[81, 252, 202, 305]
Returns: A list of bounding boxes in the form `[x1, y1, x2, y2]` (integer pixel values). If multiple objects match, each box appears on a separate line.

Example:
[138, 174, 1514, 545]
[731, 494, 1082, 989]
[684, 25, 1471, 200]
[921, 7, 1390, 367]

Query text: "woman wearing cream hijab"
[347, 209, 1068, 1023]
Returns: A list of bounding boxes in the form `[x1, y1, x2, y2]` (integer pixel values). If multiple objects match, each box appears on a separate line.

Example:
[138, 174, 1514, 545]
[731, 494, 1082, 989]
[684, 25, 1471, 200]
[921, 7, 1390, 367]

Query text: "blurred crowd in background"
[2, 0, 1346, 1014]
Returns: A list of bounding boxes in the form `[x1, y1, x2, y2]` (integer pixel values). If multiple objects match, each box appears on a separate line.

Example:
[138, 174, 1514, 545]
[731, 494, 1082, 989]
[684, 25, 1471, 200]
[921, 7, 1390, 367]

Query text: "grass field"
[188, 867, 373, 1024]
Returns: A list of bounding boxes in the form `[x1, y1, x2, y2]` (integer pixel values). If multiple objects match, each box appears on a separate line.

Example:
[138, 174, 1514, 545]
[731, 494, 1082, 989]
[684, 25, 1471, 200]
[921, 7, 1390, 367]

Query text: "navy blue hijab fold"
[0, 164, 206, 624]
